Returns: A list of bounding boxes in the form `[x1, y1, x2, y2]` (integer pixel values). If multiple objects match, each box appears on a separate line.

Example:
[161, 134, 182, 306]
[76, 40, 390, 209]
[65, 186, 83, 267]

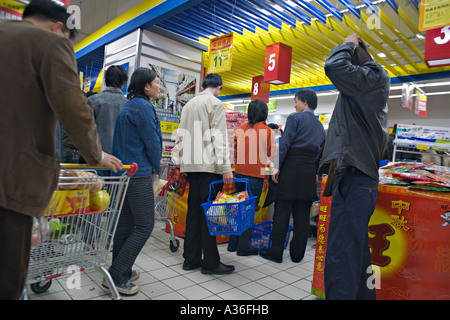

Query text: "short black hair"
[23, 0, 77, 40]
[105, 65, 128, 88]
[127, 67, 157, 100]
[247, 99, 268, 126]
[295, 89, 318, 110]
[202, 73, 222, 89]
[351, 38, 373, 66]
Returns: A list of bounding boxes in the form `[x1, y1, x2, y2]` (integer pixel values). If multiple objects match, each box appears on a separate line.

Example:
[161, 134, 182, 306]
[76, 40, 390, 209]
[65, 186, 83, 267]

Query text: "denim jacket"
[112, 97, 162, 177]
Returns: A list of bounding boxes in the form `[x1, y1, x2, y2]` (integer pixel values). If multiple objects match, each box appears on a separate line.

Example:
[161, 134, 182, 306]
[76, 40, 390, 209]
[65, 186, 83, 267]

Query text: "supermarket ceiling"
[73, 0, 450, 97]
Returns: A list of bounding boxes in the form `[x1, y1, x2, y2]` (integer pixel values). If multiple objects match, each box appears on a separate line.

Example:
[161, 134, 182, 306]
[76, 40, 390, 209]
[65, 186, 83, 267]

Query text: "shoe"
[201, 262, 235, 275]
[182, 260, 201, 271]
[102, 279, 139, 295]
[259, 251, 282, 263]
[130, 269, 140, 282]
[237, 249, 259, 256]
[115, 281, 139, 295]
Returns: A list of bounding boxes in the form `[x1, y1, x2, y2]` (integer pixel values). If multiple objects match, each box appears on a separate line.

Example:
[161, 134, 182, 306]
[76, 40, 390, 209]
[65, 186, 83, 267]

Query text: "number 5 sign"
[424, 25, 450, 67]
[264, 43, 292, 85]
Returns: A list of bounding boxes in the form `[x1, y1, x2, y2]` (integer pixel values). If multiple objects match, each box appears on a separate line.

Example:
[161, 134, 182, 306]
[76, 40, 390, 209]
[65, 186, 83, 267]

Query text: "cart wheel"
[170, 239, 180, 252]
[30, 280, 52, 294]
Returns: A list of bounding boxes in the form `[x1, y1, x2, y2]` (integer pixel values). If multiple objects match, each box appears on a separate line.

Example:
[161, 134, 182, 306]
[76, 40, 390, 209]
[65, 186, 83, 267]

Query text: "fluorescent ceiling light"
[274, 4, 284, 12]
[390, 81, 450, 91]
[426, 91, 450, 96]
[389, 91, 450, 98]
[378, 53, 387, 58]
[420, 81, 450, 87]
[317, 91, 339, 96]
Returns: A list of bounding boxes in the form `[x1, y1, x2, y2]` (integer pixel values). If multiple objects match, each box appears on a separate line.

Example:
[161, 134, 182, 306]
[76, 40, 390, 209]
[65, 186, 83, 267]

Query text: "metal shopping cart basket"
[153, 165, 184, 252]
[26, 163, 137, 300]
[201, 178, 257, 236]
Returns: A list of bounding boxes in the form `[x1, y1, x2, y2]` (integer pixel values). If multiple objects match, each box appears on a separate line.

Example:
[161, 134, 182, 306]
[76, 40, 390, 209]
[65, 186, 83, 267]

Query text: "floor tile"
[26, 220, 320, 301]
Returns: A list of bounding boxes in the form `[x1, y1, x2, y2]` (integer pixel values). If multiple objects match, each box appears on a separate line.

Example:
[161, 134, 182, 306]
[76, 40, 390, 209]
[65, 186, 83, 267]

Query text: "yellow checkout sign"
[208, 33, 233, 73]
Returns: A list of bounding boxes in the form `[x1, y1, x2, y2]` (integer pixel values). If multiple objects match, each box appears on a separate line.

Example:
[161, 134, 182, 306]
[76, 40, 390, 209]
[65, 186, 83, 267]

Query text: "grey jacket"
[320, 42, 390, 184]
[87, 87, 127, 154]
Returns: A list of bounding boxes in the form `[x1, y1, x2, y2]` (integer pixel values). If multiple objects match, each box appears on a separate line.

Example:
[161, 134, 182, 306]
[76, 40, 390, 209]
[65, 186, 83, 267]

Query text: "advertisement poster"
[208, 33, 233, 73]
[419, 0, 450, 31]
[148, 63, 197, 115]
[312, 177, 450, 300]
[414, 90, 428, 118]
[401, 84, 428, 117]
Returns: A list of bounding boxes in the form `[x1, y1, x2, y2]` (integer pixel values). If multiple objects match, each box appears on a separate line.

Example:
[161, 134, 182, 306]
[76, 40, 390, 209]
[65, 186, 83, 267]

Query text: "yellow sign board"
[208, 33, 233, 73]
[419, 0, 450, 31]
[161, 121, 179, 134]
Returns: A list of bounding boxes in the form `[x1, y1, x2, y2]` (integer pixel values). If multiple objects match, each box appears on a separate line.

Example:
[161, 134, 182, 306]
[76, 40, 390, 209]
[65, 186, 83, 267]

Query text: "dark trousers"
[324, 168, 378, 300]
[109, 176, 155, 284]
[227, 174, 264, 255]
[270, 199, 313, 262]
[184, 172, 222, 270]
[0, 207, 33, 299]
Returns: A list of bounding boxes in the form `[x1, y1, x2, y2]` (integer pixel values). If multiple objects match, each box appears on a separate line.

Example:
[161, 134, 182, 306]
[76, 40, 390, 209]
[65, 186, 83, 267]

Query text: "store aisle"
[27, 220, 320, 300]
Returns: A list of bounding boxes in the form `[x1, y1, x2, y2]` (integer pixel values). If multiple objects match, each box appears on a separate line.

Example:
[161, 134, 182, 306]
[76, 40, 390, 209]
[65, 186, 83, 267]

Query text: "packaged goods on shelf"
[379, 161, 450, 191]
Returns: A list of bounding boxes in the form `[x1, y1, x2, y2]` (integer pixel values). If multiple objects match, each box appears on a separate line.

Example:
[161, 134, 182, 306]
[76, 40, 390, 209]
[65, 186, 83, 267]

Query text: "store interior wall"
[70, 0, 146, 43]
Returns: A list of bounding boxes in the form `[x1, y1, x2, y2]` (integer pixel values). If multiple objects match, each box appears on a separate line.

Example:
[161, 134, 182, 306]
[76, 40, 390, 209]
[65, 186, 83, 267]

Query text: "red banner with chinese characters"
[312, 177, 450, 300]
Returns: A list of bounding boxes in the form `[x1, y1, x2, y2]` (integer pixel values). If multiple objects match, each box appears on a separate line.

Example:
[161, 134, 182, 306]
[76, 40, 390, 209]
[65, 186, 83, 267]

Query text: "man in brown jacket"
[0, 0, 122, 299]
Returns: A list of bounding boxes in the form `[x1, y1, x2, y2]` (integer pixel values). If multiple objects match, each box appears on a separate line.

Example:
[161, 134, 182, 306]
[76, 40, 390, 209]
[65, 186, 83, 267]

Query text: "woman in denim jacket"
[105, 67, 162, 295]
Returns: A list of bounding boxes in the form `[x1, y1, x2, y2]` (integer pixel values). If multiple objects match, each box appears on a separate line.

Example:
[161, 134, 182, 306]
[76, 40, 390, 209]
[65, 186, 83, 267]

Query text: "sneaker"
[130, 270, 140, 282]
[102, 279, 140, 295]
[116, 281, 139, 295]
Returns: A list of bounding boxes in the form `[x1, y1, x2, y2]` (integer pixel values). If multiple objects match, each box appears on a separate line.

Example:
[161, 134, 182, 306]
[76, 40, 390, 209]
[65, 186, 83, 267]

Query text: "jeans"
[324, 168, 378, 300]
[227, 174, 264, 255]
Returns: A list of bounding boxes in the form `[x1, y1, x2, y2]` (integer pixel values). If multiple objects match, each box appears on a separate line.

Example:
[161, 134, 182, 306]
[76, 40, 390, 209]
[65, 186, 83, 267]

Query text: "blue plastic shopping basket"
[201, 178, 257, 236]
[251, 221, 293, 252]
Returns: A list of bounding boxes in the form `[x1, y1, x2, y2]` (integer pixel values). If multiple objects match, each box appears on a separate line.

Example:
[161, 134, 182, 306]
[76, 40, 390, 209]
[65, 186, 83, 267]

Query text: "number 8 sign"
[251, 75, 270, 102]
[264, 43, 292, 85]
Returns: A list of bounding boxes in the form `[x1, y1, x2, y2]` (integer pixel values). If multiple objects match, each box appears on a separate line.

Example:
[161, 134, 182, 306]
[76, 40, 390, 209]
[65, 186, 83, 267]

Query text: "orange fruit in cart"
[90, 190, 110, 211]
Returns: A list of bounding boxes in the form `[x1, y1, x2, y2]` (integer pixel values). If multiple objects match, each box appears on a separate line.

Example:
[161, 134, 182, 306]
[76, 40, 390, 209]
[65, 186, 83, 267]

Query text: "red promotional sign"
[264, 43, 292, 85]
[424, 25, 450, 67]
[0, 6, 21, 20]
[251, 75, 270, 102]
[312, 178, 450, 300]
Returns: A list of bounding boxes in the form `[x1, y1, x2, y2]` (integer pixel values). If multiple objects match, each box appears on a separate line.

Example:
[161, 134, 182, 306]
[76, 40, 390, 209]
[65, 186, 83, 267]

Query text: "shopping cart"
[201, 178, 257, 236]
[26, 163, 137, 300]
[153, 165, 184, 252]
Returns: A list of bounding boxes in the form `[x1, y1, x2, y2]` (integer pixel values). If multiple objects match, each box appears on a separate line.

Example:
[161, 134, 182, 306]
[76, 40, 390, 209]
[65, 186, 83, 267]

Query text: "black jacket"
[319, 42, 390, 185]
